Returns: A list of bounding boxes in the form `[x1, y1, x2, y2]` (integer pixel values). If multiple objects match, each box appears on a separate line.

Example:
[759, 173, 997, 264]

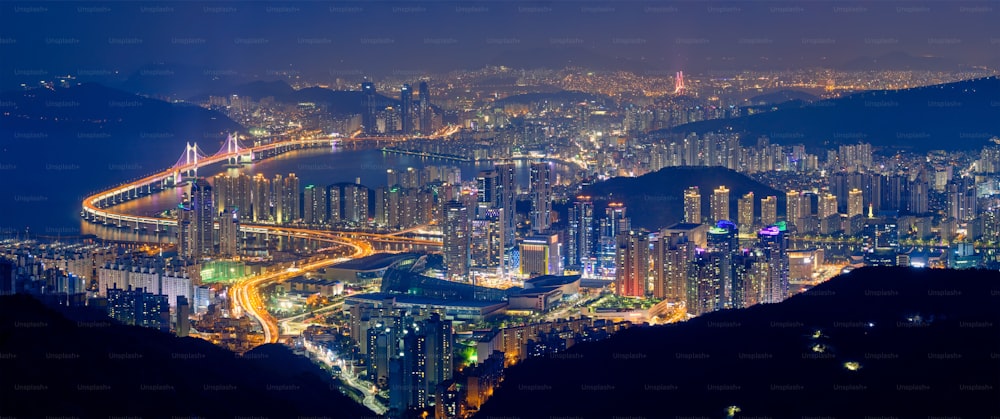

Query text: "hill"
[582, 166, 784, 230]
[660, 76, 1000, 151]
[0, 83, 242, 139]
[0, 294, 376, 419]
[475, 267, 1000, 419]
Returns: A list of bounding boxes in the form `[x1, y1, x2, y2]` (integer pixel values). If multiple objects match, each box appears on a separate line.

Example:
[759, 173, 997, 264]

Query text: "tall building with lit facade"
[706, 220, 738, 307]
[283, 174, 300, 223]
[218, 207, 240, 258]
[519, 233, 562, 278]
[786, 190, 805, 228]
[471, 205, 505, 272]
[362, 81, 378, 135]
[652, 230, 692, 301]
[303, 184, 328, 225]
[686, 247, 724, 316]
[213, 170, 252, 222]
[343, 184, 370, 224]
[738, 192, 754, 232]
[251, 173, 271, 222]
[419, 80, 432, 134]
[529, 161, 553, 233]
[400, 83, 413, 134]
[190, 179, 214, 258]
[495, 162, 517, 247]
[847, 188, 864, 218]
[570, 197, 595, 270]
[614, 230, 649, 297]
[710, 186, 730, 223]
[597, 203, 629, 277]
[272, 174, 284, 224]
[683, 186, 702, 223]
[443, 201, 471, 280]
[761, 195, 777, 226]
[818, 193, 838, 219]
[754, 225, 790, 304]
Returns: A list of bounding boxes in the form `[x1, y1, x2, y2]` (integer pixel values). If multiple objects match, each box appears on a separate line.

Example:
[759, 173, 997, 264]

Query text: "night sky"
[1, 1, 999, 89]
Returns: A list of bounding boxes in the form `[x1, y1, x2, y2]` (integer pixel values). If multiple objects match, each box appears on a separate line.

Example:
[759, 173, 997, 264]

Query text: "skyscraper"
[529, 161, 553, 233]
[343, 184, 370, 224]
[572, 197, 595, 269]
[738, 192, 755, 232]
[761, 195, 777, 226]
[848, 188, 864, 218]
[218, 207, 239, 258]
[614, 230, 649, 297]
[303, 184, 328, 224]
[686, 247, 724, 316]
[711, 186, 730, 222]
[282, 174, 300, 223]
[495, 162, 516, 247]
[755, 225, 790, 304]
[251, 173, 271, 222]
[400, 83, 413, 134]
[819, 193, 839, 219]
[652, 231, 691, 301]
[443, 201, 470, 280]
[190, 179, 214, 258]
[176, 198, 193, 259]
[361, 81, 378, 135]
[683, 186, 701, 223]
[419, 80, 432, 134]
[786, 190, 804, 227]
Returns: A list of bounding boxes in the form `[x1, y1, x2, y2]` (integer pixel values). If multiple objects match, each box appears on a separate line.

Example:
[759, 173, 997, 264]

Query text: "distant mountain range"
[746, 89, 819, 106]
[582, 166, 784, 230]
[475, 267, 1000, 419]
[661, 76, 1000, 152]
[0, 294, 375, 418]
[0, 83, 242, 142]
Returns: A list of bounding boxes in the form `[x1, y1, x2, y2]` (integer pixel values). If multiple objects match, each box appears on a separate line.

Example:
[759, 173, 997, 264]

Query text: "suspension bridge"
[81, 133, 442, 251]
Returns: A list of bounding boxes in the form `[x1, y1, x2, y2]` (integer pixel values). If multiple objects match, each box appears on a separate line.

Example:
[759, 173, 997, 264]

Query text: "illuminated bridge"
[81, 133, 442, 251]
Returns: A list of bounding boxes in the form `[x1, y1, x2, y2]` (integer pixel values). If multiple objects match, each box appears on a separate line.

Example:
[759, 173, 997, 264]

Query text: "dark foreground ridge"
[476, 267, 1000, 419]
[0, 294, 377, 419]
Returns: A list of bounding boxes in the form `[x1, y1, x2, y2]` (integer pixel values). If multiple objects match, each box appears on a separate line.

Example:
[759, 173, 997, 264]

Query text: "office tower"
[443, 201, 471, 280]
[190, 179, 214, 258]
[176, 198, 194, 259]
[361, 81, 378, 135]
[848, 188, 864, 218]
[738, 192, 754, 231]
[218, 207, 239, 258]
[652, 231, 692, 301]
[529, 161, 553, 233]
[614, 230, 649, 297]
[400, 84, 413, 134]
[760, 195, 777, 226]
[419, 80, 432, 134]
[683, 186, 702, 223]
[819, 193, 838, 219]
[711, 186, 730, 222]
[495, 162, 517, 247]
[755, 225, 790, 304]
[176, 295, 191, 337]
[519, 233, 562, 277]
[251, 173, 271, 222]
